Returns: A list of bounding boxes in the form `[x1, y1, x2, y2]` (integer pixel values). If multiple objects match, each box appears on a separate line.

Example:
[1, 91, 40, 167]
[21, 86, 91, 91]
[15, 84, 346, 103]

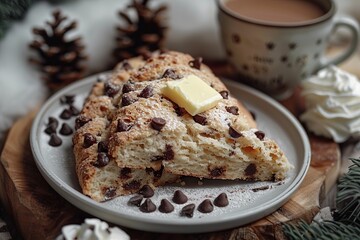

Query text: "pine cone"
[29, 9, 87, 92]
[114, 0, 167, 62]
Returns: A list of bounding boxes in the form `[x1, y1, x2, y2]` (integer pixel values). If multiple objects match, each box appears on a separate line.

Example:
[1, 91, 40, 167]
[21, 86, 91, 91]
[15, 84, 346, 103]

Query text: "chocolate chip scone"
[74, 51, 291, 202]
[73, 57, 180, 202]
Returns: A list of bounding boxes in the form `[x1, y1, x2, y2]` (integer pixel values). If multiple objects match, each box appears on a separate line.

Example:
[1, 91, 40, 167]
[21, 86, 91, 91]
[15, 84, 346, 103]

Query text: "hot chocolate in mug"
[218, 0, 360, 99]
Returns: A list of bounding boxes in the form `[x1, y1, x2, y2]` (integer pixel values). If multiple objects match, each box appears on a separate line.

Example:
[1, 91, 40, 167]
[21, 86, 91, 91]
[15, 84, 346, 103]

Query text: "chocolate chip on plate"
[139, 199, 157, 213]
[128, 195, 143, 207]
[47, 117, 59, 128]
[158, 199, 174, 213]
[59, 108, 72, 120]
[229, 126, 242, 138]
[180, 204, 196, 218]
[219, 90, 229, 99]
[213, 193, 229, 207]
[198, 199, 214, 213]
[151, 118, 166, 131]
[138, 185, 154, 198]
[225, 106, 239, 115]
[193, 114, 207, 125]
[94, 152, 109, 167]
[59, 123, 73, 136]
[44, 122, 57, 135]
[83, 133, 97, 148]
[60, 95, 75, 105]
[254, 130, 265, 140]
[69, 105, 80, 116]
[172, 190, 188, 204]
[49, 133, 62, 147]
[189, 57, 202, 70]
[139, 85, 153, 98]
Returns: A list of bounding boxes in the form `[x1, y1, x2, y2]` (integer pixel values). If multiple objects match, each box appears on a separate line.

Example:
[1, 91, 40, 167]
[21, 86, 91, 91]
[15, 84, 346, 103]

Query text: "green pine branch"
[283, 220, 360, 240]
[336, 158, 360, 224]
[283, 157, 360, 239]
[0, 0, 77, 39]
[0, 0, 32, 19]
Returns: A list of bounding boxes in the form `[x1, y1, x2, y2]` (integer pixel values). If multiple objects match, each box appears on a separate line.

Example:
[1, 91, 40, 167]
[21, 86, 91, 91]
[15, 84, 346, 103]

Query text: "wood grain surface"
[0, 82, 341, 240]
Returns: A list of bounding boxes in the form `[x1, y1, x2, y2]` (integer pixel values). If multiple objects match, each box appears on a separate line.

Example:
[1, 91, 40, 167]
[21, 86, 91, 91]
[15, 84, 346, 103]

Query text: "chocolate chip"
[173, 103, 186, 116]
[139, 85, 154, 98]
[245, 163, 257, 176]
[59, 123, 73, 135]
[172, 190, 188, 204]
[47, 117, 59, 128]
[104, 187, 117, 200]
[104, 81, 120, 97]
[123, 180, 141, 191]
[151, 118, 166, 131]
[153, 166, 164, 179]
[180, 204, 195, 218]
[98, 141, 108, 153]
[122, 60, 132, 70]
[164, 144, 174, 160]
[210, 167, 225, 177]
[189, 57, 203, 70]
[219, 91, 229, 99]
[122, 83, 134, 94]
[49, 133, 62, 147]
[229, 126, 242, 138]
[121, 94, 136, 107]
[44, 122, 57, 135]
[162, 69, 181, 79]
[197, 199, 214, 213]
[69, 105, 80, 116]
[75, 116, 91, 130]
[120, 167, 131, 179]
[94, 152, 109, 167]
[83, 133, 97, 148]
[139, 199, 156, 213]
[60, 95, 75, 105]
[138, 185, 154, 198]
[254, 131, 265, 140]
[128, 195, 143, 206]
[59, 108, 72, 120]
[158, 199, 174, 213]
[193, 114, 207, 125]
[214, 193, 229, 207]
[225, 106, 239, 115]
[117, 120, 132, 132]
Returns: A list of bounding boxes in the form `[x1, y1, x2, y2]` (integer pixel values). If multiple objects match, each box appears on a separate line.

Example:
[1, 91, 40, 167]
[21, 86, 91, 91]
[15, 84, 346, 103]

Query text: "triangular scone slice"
[107, 51, 291, 181]
[73, 57, 180, 202]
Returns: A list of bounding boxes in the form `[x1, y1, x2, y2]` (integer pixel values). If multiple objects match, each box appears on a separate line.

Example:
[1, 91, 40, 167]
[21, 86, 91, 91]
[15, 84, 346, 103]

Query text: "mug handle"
[317, 16, 360, 70]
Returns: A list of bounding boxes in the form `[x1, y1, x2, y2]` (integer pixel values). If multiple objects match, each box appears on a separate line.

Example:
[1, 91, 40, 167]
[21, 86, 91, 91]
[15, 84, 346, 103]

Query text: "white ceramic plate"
[30, 73, 310, 233]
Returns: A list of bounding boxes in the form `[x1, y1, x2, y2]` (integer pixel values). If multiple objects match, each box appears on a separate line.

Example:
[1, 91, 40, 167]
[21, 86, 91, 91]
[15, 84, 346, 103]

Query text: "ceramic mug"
[218, 0, 360, 99]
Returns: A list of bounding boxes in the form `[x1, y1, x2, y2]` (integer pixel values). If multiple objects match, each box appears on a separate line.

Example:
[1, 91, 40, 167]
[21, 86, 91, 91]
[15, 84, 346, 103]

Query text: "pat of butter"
[162, 75, 223, 116]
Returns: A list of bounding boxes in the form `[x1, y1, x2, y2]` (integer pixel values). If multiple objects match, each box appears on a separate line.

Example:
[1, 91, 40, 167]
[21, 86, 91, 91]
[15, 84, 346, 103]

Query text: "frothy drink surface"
[225, 0, 325, 23]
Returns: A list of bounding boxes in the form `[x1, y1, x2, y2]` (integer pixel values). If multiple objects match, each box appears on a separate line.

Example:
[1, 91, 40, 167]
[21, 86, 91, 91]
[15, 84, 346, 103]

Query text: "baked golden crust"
[73, 51, 290, 202]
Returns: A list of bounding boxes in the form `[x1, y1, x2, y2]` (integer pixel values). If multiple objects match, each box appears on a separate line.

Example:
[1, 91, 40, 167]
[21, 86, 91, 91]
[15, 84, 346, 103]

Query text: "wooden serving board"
[0, 87, 340, 240]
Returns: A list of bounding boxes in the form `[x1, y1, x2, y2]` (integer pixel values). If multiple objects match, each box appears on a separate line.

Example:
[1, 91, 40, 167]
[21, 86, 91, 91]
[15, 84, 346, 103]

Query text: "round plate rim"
[30, 73, 311, 233]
